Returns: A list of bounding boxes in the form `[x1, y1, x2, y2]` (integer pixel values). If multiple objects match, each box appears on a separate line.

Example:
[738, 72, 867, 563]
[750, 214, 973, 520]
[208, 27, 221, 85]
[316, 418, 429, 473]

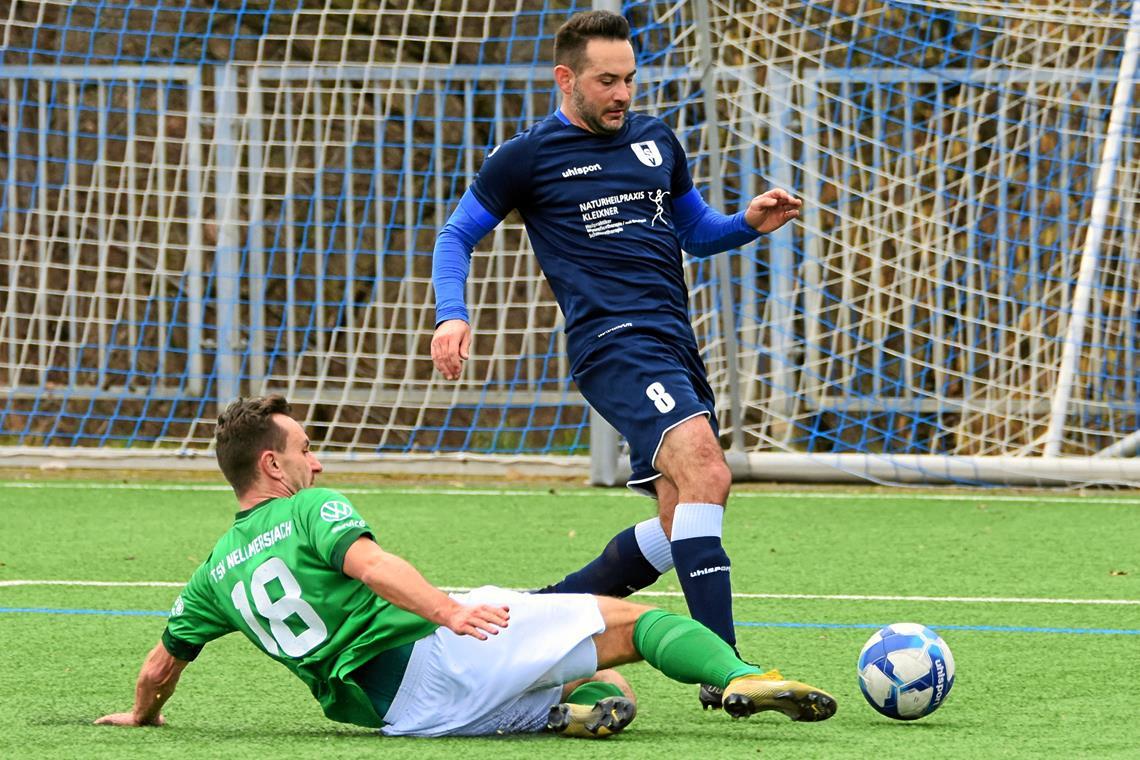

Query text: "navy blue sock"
[671, 503, 736, 648]
[535, 525, 661, 597]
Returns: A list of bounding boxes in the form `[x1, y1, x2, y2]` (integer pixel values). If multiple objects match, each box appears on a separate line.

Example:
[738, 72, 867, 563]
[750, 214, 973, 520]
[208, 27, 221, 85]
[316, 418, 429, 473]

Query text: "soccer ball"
[857, 623, 955, 720]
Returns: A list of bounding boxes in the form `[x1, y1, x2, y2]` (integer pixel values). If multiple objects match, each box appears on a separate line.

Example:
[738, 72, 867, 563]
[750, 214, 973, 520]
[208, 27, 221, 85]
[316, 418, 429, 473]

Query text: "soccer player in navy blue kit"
[431, 10, 807, 709]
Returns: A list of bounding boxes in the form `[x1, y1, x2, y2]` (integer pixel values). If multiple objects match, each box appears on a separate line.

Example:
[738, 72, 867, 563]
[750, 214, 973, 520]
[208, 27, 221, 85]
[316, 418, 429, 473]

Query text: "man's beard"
[572, 85, 626, 135]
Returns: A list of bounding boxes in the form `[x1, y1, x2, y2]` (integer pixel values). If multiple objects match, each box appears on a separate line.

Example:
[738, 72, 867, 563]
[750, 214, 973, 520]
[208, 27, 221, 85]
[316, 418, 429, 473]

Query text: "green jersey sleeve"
[292, 488, 373, 571]
[163, 558, 236, 660]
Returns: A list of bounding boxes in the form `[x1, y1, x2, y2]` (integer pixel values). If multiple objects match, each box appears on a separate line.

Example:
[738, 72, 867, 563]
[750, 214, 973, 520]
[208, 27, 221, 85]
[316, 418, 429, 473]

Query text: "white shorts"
[379, 586, 605, 737]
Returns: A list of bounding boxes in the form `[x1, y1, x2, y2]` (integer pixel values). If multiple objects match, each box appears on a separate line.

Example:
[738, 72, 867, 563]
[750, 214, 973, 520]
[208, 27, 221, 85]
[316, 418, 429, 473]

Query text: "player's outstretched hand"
[431, 319, 471, 381]
[745, 188, 802, 234]
[94, 712, 165, 727]
[445, 603, 510, 640]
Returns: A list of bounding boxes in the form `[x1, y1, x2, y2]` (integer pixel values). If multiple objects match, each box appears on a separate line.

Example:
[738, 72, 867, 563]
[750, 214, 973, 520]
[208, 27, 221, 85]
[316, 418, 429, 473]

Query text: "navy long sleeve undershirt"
[672, 188, 760, 257]
[432, 189, 502, 325]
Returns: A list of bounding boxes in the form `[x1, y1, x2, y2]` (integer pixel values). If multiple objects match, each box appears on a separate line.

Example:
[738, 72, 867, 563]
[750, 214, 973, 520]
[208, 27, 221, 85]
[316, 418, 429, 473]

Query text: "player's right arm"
[96, 561, 231, 727]
[431, 134, 532, 380]
[342, 536, 509, 640]
[94, 641, 189, 727]
[428, 189, 501, 378]
[430, 190, 502, 380]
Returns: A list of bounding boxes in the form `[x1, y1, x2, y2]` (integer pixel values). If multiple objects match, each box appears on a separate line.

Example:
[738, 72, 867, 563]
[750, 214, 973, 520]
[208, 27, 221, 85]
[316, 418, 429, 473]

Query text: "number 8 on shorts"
[646, 381, 676, 413]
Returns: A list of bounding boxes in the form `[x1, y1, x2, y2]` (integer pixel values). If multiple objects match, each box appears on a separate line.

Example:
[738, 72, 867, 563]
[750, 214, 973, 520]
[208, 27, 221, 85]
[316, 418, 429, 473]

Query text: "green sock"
[632, 609, 762, 688]
[566, 680, 625, 706]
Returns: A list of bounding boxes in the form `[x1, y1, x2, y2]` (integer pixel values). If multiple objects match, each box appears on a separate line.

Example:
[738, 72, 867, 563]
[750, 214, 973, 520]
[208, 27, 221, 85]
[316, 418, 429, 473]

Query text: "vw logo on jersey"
[631, 140, 663, 167]
[320, 500, 354, 522]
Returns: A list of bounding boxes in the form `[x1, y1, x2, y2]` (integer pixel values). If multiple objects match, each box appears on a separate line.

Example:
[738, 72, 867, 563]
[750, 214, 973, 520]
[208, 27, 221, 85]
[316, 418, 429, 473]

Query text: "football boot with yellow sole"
[721, 669, 837, 722]
[547, 695, 637, 738]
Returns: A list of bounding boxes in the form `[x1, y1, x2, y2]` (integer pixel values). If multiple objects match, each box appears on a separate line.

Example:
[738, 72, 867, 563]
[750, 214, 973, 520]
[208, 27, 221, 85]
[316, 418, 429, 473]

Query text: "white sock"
[671, 502, 725, 541]
[634, 517, 674, 572]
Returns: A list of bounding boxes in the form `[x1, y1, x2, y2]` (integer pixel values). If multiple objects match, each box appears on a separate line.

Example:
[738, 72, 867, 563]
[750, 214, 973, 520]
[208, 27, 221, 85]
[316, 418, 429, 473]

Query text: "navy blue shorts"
[573, 331, 718, 494]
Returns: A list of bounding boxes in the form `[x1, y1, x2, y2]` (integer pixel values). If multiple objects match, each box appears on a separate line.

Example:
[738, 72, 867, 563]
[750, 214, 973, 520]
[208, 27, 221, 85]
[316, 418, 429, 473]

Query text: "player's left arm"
[667, 127, 798, 256]
[674, 187, 801, 257]
[665, 124, 793, 258]
[673, 188, 761, 258]
[342, 536, 509, 640]
[95, 641, 189, 727]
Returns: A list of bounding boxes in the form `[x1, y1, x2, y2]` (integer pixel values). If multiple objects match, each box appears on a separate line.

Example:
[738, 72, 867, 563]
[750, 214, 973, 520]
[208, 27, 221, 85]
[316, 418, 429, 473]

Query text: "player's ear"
[259, 448, 283, 481]
[554, 63, 575, 94]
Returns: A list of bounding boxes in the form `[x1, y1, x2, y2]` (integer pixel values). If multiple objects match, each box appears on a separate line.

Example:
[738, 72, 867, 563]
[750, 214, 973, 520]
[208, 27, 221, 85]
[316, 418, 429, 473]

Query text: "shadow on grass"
[36, 716, 562, 744]
[35, 712, 877, 744]
[854, 717, 960, 731]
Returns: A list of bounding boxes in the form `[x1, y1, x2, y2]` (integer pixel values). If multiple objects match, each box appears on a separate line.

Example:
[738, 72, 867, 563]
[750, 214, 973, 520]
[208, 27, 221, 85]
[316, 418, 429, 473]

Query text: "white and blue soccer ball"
[857, 623, 955, 720]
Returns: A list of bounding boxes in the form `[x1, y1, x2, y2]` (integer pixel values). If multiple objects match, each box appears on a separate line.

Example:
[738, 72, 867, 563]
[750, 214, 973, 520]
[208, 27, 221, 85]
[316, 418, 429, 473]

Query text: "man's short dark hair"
[554, 10, 631, 72]
[215, 395, 292, 494]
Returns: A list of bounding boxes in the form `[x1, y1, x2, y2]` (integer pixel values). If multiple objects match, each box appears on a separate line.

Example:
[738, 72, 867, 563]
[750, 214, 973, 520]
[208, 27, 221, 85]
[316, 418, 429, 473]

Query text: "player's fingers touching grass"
[94, 712, 166, 728]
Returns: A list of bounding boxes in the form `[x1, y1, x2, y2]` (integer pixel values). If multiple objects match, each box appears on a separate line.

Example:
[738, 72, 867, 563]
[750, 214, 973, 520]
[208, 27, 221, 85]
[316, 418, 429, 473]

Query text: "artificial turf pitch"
[1, 479, 1138, 759]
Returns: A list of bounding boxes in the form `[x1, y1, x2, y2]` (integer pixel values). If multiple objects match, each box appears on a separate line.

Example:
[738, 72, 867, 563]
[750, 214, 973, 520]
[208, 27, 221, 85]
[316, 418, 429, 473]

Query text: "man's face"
[271, 414, 323, 493]
[567, 38, 636, 135]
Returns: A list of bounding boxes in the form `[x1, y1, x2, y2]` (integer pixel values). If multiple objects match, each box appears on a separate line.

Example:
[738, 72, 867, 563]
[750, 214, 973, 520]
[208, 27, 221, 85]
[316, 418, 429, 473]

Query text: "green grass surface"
[2, 481, 1139, 758]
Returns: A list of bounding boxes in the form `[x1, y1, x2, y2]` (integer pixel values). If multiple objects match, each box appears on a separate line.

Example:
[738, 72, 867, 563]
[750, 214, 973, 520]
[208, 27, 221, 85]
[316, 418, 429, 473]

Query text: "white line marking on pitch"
[2, 480, 1139, 507]
[1, 579, 1136, 606]
[0, 580, 184, 587]
[629, 591, 1140, 606]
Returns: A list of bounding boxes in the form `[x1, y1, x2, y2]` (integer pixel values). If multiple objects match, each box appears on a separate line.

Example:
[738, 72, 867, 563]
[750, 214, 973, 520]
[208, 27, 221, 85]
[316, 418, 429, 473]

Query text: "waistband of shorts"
[351, 641, 415, 723]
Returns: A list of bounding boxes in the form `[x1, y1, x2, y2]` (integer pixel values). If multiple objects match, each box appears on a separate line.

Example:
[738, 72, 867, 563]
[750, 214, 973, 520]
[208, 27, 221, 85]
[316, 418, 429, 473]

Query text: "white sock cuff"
[634, 518, 674, 573]
[671, 502, 725, 541]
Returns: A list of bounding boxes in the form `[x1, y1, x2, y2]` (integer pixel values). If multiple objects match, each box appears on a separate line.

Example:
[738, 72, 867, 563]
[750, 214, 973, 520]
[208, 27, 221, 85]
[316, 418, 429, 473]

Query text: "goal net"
[2, 1, 1139, 486]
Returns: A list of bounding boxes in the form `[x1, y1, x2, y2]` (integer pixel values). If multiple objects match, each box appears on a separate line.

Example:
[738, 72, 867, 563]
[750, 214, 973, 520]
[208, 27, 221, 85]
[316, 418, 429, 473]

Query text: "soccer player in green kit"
[96, 396, 835, 738]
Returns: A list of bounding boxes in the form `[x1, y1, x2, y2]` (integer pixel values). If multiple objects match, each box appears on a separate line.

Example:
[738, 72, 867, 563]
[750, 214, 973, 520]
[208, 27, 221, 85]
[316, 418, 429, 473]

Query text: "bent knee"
[703, 459, 732, 498]
[671, 456, 731, 503]
[595, 595, 655, 622]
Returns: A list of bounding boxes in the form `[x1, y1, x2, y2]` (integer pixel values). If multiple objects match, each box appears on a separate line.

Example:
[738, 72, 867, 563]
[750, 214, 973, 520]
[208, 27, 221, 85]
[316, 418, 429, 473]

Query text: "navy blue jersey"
[468, 111, 698, 365]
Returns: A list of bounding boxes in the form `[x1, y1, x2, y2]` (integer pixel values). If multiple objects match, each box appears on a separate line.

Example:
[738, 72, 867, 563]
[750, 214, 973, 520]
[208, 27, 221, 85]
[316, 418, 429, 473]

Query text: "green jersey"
[163, 487, 438, 727]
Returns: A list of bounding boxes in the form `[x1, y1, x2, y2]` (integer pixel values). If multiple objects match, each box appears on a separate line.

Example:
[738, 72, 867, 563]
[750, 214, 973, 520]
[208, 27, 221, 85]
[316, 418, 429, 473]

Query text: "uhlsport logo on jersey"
[320, 500, 354, 522]
[170, 596, 185, 617]
[562, 162, 602, 178]
[631, 140, 662, 167]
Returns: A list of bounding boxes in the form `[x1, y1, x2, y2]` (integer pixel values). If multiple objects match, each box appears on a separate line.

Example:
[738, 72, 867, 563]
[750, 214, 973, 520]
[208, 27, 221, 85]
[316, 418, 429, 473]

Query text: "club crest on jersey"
[631, 140, 663, 167]
[320, 500, 354, 522]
